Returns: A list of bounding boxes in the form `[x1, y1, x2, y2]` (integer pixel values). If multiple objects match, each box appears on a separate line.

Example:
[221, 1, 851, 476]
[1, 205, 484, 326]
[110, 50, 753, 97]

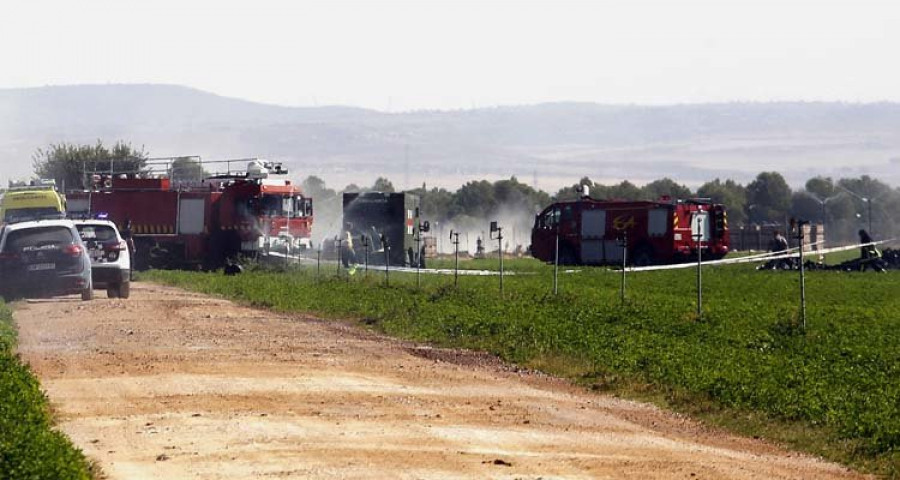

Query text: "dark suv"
[0, 220, 93, 301]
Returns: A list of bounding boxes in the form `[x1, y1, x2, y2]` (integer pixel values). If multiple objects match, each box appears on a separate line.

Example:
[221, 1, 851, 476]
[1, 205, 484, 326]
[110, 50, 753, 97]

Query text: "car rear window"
[76, 224, 118, 242]
[4, 227, 74, 252]
[4, 207, 61, 223]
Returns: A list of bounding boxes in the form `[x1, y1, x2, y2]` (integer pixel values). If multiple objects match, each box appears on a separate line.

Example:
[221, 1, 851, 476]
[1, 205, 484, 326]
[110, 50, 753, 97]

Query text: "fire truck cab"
[531, 194, 729, 266]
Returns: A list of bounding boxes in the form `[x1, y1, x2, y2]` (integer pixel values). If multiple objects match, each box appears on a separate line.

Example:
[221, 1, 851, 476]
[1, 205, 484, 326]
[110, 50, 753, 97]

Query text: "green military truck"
[342, 192, 425, 267]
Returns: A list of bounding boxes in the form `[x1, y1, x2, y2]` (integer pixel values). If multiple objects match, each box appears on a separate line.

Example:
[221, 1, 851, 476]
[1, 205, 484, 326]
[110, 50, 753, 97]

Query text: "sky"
[3, 0, 900, 111]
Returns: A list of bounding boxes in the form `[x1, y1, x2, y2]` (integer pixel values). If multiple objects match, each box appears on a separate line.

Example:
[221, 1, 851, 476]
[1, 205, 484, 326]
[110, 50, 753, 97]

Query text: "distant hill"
[2, 84, 898, 191]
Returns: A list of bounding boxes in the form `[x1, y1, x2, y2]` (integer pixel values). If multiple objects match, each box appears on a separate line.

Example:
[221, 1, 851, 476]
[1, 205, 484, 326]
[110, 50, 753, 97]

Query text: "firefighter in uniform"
[342, 224, 356, 268]
[121, 219, 136, 279]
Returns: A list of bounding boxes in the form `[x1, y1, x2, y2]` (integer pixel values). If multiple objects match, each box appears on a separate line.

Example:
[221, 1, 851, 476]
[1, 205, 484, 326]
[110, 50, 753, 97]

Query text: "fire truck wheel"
[632, 246, 654, 267]
[107, 286, 119, 299]
[558, 244, 577, 265]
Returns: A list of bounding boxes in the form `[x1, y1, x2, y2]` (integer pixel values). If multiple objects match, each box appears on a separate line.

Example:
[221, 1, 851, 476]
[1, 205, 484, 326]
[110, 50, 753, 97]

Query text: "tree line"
[29, 141, 900, 243]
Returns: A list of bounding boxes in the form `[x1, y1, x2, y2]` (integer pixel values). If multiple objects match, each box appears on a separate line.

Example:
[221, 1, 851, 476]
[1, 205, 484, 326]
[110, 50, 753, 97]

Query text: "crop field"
[0, 300, 93, 479]
[145, 257, 900, 476]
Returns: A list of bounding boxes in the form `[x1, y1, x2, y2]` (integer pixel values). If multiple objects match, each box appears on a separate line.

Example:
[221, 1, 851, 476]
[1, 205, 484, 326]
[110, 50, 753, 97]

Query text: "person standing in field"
[763, 230, 791, 269]
[858, 229, 885, 272]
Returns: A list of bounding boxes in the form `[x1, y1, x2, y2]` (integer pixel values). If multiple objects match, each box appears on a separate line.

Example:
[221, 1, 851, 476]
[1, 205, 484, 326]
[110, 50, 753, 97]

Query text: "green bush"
[145, 261, 900, 475]
[0, 302, 92, 480]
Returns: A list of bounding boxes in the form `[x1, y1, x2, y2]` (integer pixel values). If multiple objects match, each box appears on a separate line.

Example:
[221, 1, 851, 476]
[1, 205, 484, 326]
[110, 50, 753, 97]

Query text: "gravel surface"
[13, 282, 869, 479]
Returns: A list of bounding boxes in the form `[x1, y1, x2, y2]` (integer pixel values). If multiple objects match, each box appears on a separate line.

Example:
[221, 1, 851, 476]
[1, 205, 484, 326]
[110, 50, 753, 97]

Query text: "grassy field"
[144, 256, 900, 477]
[0, 301, 94, 479]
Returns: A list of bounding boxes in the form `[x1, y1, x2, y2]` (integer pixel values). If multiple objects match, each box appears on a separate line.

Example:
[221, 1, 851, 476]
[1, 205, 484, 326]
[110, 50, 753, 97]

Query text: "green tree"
[493, 176, 550, 212]
[641, 178, 692, 201]
[371, 177, 395, 193]
[32, 140, 148, 190]
[301, 176, 337, 201]
[805, 176, 836, 199]
[697, 178, 747, 225]
[407, 185, 455, 222]
[453, 180, 496, 219]
[169, 156, 208, 183]
[606, 180, 642, 201]
[745, 172, 792, 224]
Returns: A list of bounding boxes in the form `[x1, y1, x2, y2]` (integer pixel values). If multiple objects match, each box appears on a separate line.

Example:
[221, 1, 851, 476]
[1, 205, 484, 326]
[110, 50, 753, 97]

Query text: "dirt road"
[14, 282, 867, 479]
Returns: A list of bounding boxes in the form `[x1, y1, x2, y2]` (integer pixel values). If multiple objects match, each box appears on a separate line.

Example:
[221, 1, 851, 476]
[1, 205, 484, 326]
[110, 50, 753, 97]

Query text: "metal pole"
[798, 223, 807, 330]
[868, 199, 873, 235]
[553, 230, 559, 295]
[695, 220, 703, 321]
[498, 230, 504, 295]
[452, 231, 460, 287]
[336, 239, 342, 278]
[316, 247, 321, 280]
[416, 232, 421, 288]
[621, 231, 627, 305]
[385, 246, 390, 286]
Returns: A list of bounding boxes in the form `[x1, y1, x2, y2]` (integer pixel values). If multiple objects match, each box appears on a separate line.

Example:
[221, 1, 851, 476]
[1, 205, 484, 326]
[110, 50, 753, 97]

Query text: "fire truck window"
[562, 206, 573, 223]
[543, 208, 560, 229]
[648, 209, 669, 237]
[259, 195, 289, 216]
[293, 196, 313, 217]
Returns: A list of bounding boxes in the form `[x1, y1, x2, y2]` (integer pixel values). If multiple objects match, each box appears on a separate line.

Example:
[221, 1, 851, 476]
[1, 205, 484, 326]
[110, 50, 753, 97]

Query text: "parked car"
[73, 219, 131, 299]
[0, 219, 93, 301]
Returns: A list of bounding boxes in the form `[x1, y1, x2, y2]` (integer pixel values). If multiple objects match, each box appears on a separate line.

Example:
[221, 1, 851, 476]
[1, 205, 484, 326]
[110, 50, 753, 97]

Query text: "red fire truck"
[66, 160, 313, 269]
[531, 192, 729, 266]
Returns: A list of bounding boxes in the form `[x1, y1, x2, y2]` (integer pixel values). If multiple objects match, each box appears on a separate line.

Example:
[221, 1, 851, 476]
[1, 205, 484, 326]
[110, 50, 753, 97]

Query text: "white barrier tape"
[262, 251, 524, 276]
[626, 239, 893, 273]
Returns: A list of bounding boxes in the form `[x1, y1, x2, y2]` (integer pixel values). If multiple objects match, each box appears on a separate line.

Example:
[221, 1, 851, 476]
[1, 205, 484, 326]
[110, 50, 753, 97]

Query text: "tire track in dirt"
[14, 283, 869, 479]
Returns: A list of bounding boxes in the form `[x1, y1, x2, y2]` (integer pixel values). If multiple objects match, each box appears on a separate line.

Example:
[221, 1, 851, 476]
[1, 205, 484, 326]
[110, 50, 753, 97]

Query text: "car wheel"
[81, 282, 93, 301]
[118, 281, 131, 299]
[107, 285, 119, 299]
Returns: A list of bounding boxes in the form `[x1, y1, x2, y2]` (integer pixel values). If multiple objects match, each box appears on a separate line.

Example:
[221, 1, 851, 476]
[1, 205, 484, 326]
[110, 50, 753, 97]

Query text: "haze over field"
[3, 1, 900, 191]
[1, 84, 899, 192]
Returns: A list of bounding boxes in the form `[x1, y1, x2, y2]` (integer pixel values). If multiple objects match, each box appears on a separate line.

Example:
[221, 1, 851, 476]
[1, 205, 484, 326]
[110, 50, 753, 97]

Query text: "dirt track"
[14, 282, 868, 479]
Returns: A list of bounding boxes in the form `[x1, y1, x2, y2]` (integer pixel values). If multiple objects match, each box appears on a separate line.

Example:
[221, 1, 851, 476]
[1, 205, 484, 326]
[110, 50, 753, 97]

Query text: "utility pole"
[619, 230, 627, 305]
[795, 219, 809, 330]
[335, 238, 343, 278]
[381, 234, 390, 286]
[553, 226, 559, 296]
[450, 230, 460, 287]
[490, 221, 504, 295]
[361, 235, 370, 277]
[694, 216, 704, 321]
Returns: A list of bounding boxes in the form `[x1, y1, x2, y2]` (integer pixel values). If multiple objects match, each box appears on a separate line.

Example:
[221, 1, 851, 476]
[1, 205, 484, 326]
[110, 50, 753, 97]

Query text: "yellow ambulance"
[0, 180, 66, 224]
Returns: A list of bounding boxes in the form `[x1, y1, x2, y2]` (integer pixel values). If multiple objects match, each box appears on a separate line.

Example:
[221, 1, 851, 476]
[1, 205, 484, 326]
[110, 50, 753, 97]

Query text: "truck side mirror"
[421, 221, 430, 232]
[490, 221, 498, 232]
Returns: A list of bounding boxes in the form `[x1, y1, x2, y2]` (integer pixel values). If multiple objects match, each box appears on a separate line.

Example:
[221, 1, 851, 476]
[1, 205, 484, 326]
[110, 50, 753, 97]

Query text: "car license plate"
[27, 263, 56, 271]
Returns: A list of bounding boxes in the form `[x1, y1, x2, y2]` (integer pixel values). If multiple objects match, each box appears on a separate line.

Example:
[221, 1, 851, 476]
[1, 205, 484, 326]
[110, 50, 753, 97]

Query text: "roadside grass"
[0, 301, 94, 479]
[144, 259, 900, 477]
